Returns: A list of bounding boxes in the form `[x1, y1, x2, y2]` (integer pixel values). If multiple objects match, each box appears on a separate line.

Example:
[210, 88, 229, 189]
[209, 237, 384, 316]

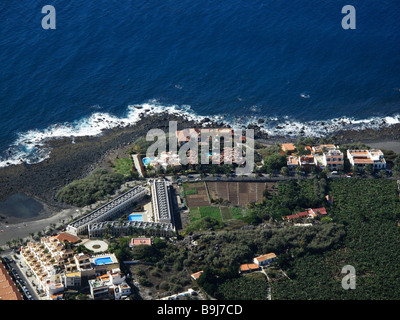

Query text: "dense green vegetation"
[186, 216, 225, 233]
[108, 236, 169, 263]
[190, 223, 344, 298]
[56, 168, 126, 207]
[130, 137, 156, 155]
[217, 275, 269, 300]
[271, 178, 400, 299]
[181, 178, 400, 300]
[112, 157, 134, 176]
[243, 178, 327, 224]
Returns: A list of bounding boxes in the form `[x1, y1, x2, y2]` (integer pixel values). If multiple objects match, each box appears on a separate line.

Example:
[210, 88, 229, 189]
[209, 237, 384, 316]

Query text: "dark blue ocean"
[1, 0, 400, 166]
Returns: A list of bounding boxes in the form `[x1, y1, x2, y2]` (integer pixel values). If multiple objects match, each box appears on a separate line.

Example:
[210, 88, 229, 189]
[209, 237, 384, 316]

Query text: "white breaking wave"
[1, 100, 400, 168]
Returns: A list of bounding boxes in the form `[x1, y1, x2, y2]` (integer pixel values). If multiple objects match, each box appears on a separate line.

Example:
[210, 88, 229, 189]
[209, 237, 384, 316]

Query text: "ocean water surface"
[0, 0, 399, 166]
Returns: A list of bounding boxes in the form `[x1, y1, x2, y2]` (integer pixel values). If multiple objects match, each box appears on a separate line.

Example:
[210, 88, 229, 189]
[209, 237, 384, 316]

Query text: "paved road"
[166, 172, 396, 184]
[2, 251, 39, 300]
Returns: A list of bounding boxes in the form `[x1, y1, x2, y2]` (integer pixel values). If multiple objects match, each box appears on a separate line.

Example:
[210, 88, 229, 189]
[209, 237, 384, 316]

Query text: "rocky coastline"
[0, 112, 399, 222]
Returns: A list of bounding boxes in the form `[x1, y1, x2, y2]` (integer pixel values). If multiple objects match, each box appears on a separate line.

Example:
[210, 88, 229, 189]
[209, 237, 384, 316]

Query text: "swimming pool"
[142, 157, 155, 166]
[94, 257, 113, 265]
[129, 214, 143, 222]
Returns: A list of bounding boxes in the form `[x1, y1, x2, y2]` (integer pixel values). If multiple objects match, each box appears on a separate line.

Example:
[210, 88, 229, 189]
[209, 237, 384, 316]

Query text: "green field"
[190, 206, 248, 222]
[190, 207, 221, 222]
[113, 157, 133, 176]
[220, 207, 233, 220]
[189, 207, 201, 221]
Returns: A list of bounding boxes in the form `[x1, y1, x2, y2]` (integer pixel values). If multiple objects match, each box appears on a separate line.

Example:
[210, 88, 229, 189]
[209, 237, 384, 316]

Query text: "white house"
[347, 149, 386, 171]
[253, 253, 277, 267]
[323, 149, 344, 171]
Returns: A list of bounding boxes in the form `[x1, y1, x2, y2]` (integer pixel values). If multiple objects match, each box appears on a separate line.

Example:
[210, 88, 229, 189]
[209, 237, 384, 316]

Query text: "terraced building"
[66, 185, 148, 235]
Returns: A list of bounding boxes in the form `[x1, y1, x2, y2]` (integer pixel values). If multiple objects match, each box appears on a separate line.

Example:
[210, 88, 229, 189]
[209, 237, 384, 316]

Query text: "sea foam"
[1, 100, 399, 168]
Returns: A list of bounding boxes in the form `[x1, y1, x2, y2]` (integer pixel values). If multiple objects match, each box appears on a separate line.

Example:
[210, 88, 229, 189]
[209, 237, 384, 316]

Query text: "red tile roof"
[130, 238, 152, 246]
[0, 262, 23, 300]
[240, 263, 261, 272]
[282, 143, 296, 151]
[284, 207, 327, 220]
[54, 233, 80, 243]
[191, 271, 204, 280]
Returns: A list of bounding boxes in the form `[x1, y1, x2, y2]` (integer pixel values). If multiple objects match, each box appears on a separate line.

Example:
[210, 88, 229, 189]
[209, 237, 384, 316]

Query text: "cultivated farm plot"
[206, 182, 272, 206]
[183, 182, 211, 207]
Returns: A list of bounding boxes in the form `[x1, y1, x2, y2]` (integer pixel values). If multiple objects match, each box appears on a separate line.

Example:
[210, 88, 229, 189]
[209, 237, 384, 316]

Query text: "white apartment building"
[287, 156, 299, 172]
[88, 269, 131, 300]
[143, 151, 182, 170]
[151, 179, 173, 224]
[312, 144, 337, 154]
[20, 236, 124, 299]
[20, 237, 68, 298]
[347, 149, 386, 171]
[323, 149, 344, 171]
[66, 185, 148, 235]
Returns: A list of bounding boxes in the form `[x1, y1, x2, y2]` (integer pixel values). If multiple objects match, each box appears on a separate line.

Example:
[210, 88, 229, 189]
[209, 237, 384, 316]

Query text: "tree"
[295, 167, 303, 179]
[393, 156, 400, 177]
[280, 166, 289, 176]
[264, 154, 287, 173]
[76, 293, 89, 300]
[322, 167, 331, 176]
[364, 164, 373, 176]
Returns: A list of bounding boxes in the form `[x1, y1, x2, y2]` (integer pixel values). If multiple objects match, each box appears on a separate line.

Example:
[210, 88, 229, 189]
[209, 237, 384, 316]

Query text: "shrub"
[56, 168, 125, 207]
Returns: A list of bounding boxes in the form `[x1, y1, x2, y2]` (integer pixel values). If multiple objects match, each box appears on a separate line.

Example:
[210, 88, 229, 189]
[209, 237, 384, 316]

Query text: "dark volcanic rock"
[0, 114, 203, 207]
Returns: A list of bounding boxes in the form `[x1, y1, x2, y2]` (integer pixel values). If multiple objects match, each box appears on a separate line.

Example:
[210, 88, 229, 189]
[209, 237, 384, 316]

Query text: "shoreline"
[1, 113, 400, 235]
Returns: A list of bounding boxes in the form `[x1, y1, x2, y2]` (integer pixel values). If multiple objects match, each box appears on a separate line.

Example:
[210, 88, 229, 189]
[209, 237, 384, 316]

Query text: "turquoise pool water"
[142, 157, 155, 166]
[94, 257, 113, 265]
[129, 214, 143, 222]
